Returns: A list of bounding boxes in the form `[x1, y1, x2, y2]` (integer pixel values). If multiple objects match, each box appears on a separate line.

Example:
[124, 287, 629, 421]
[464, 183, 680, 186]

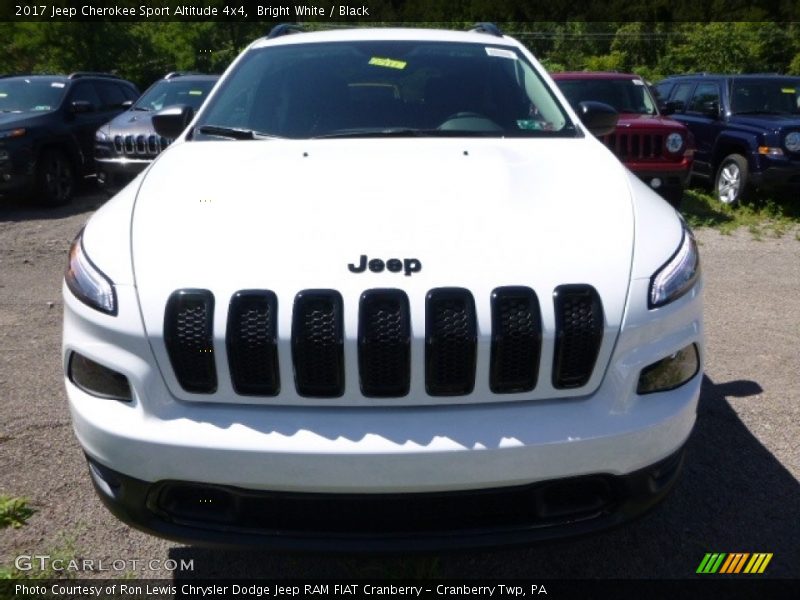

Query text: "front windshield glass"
[195, 40, 575, 139]
[0, 78, 66, 112]
[730, 79, 800, 115]
[557, 78, 657, 115]
[134, 78, 217, 111]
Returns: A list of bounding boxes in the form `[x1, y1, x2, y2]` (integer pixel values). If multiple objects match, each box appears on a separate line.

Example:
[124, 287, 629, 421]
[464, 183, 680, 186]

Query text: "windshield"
[134, 78, 217, 111]
[730, 79, 800, 115]
[0, 78, 66, 112]
[557, 78, 657, 116]
[194, 40, 575, 139]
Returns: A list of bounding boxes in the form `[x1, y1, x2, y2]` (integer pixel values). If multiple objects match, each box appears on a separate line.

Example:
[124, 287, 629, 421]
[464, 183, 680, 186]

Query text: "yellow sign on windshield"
[369, 57, 407, 70]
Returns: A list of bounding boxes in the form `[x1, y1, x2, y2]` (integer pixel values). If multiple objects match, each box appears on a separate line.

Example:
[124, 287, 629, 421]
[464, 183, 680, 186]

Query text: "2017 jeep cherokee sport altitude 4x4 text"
[63, 25, 703, 550]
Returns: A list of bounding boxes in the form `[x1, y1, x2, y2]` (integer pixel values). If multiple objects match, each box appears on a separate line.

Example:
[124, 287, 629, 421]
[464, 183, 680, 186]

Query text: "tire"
[35, 149, 75, 207]
[714, 154, 749, 206]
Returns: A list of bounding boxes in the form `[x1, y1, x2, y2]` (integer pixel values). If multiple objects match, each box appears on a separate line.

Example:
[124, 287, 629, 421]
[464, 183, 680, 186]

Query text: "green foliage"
[0, 496, 35, 529]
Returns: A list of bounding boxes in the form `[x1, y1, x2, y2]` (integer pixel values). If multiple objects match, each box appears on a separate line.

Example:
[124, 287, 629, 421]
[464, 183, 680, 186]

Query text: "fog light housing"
[68, 352, 132, 402]
[650, 177, 662, 189]
[637, 344, 699, 394]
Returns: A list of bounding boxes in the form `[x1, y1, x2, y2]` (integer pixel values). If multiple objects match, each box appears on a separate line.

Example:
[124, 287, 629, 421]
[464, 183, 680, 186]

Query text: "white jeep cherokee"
[62, 24, 703, 550]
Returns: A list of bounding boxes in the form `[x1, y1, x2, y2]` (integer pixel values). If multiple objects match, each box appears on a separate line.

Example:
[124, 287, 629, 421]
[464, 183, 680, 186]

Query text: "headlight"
[649, 222, 700, 309]
[95, 129, 109, 142]
[785, 131, 800, 153]
[665, 132, 683, 153]
[65, 231, 117, 315]
[0, 128, 26, 140]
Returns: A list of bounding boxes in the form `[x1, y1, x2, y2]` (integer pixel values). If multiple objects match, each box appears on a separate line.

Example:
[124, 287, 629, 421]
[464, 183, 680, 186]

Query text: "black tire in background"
[35, 148, 75, 207]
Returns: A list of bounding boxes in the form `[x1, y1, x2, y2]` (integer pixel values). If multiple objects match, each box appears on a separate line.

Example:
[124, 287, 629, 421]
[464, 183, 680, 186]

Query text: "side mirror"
[152, 104, 194, 139]
[576, 101, 619, 137]
[70, 100, 95, 114]
[661, 100, 685, 115]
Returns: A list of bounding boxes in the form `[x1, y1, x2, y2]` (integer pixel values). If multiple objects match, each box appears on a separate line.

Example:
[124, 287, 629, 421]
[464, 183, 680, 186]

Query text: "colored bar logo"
[696, 553, 773, 574]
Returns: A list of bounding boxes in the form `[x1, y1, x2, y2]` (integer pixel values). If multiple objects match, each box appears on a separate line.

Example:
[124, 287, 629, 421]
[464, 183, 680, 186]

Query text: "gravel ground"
[1, 190, 798, 581]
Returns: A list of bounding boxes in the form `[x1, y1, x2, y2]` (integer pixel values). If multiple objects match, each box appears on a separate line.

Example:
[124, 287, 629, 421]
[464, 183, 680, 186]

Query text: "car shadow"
[168, 374, 799, 579]
[0, 186, 107, 223]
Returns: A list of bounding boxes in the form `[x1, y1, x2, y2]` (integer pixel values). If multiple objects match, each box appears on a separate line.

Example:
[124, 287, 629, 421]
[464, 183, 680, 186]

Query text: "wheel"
[35, 149, 75, 206]
[714, 154, 749, 206]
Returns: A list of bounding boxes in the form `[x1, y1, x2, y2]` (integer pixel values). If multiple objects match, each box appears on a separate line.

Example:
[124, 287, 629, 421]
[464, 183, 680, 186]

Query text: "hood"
[615, 113, 687, 132]
[130, 137, 636, 405]
[728, 113, 800, 131]
[0, 111, 48, 129]
[101, 109, 156, 136]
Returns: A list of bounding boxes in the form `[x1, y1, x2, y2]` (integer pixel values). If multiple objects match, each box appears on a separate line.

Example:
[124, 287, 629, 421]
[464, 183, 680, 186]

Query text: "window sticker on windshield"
[368, 57, 407, 70]
[781, 88, 796, 94]
[0, 93, 7, 98]
[632, 79, 644, 85]
[51, 82, 65, 88]
[189, 90, 203, 95]
[33, 106, 50, 111]
[485, 47, 517, 60]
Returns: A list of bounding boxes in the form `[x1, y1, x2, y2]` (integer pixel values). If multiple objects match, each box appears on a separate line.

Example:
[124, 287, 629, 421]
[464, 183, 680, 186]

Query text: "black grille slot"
[292, 290, 344, 397]
[164, 289, 216, 393]
[227, 291, 280, 396]
[553, 285, 604, 389]
[358, 289, 410, 397]
[425, 288, 477, 396]
[603, 133, 664, 160]
[490, 287, 542, 393]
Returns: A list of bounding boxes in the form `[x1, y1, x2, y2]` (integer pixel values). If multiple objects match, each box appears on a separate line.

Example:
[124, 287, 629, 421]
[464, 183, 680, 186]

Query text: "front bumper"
[95, 156, 150, 192]
[749, 154, 800, 189]
[628, 162, 692, 203]
[64, 272, 703, 546]
[86, 446, 688, 551]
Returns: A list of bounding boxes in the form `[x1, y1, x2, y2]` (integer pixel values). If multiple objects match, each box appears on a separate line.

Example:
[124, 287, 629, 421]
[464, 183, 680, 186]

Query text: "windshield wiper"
[197, 125, 282, 140]
[131, 106, 150, 112]
[312, 128, 496, 139]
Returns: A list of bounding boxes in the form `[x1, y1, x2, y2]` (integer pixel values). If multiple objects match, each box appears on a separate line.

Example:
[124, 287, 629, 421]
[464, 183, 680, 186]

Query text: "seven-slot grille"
[602, 133, 664, 161]
[113, 134, 171, 157]
[163, 286, 605, 398]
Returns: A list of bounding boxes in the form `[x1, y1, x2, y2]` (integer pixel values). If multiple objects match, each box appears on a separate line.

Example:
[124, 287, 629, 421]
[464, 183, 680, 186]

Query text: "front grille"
[291, 290, 345, 397]
[552, 285, 604, 389]
[227, 291, 279, 396]
[164, 289, 216, 393]
[425, 288, 477, 396]
[162, 285, 606, 400]
[113, 134, 170, 157]
[490, 287, 542, 393]
[603, 133, 663, 161]
[358, 289, 411, 397]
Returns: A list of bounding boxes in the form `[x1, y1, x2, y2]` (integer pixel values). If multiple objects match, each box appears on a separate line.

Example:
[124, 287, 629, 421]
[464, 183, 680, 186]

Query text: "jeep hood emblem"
[348, 254, 422, 276]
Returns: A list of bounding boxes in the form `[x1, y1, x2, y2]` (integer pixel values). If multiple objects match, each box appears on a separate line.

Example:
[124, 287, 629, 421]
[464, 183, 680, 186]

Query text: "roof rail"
[68, 72, 123, 80]
[267, 23, 305, 39]
[470, 23, 503, 37]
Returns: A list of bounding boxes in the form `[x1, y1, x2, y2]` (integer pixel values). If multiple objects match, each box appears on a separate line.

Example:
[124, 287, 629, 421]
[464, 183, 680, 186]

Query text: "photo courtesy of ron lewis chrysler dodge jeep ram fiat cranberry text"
[62, 24, 703, 550]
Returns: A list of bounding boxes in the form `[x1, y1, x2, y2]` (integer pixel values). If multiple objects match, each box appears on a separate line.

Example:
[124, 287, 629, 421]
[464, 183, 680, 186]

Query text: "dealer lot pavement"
[0, 191, 798, 578]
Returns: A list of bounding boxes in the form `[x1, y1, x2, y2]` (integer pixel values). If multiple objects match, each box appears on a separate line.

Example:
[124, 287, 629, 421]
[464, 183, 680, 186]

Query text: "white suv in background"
[63, 24, 703, 550]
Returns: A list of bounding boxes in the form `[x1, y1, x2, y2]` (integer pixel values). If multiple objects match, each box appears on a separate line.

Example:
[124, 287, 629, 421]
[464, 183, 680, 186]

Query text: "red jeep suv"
[553, 72, 694, 208]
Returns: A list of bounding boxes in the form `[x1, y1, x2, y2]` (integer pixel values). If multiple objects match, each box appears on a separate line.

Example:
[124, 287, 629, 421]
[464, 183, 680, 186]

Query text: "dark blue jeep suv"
[655, 74, 800, 205]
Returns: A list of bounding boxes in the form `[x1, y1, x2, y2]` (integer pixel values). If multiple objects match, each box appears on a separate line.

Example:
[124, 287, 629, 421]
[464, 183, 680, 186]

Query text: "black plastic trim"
[164, 289, 217, 394]
[291, 289, 345, 398]
[552, 284, 604, 389]
[425, 288, 477, 396]
[227, 290, 280, 396]
[84, 445, 688, 552]
[490, 286, 542, 394]
[358, 289, 411, 398]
